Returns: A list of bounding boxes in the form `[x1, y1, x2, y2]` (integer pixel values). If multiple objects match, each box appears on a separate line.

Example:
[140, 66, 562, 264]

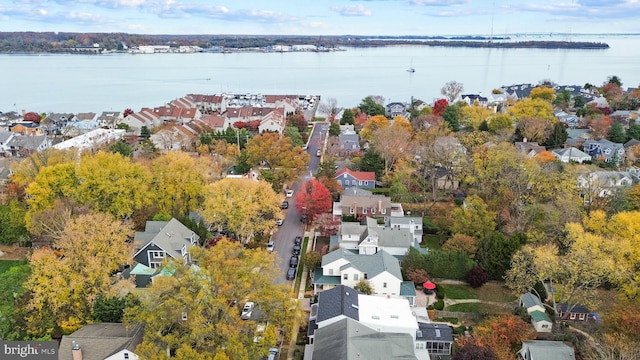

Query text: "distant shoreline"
[0, 32, 610, 53]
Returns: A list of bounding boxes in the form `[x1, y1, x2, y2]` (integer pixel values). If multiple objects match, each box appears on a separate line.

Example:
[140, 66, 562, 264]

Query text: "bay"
[1, 35, 639, 114]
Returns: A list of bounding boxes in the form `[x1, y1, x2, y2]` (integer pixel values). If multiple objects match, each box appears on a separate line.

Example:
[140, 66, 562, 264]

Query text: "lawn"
[0, 260, 27, 274]
[474, 283, 517, 303]
[440, 285, 476, 299]
[421, 234, 442, 250]
[446, 303, 479, 313]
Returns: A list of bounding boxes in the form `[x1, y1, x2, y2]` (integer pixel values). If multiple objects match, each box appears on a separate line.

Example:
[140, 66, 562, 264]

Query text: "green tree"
[608, 75, 622, 86]
[573, 95, 586, 108]
[542, 122, 568, 148]
[476, 232, 522, 280]
[487, 115, 513, 135]
[140, 125, 151, 140]
[92, 294, 139, 323]
[627, 123, 640, 141]
[0, 263, 30, 340]
[340, 108, 355, 125]
[608, 122, 627, 143]
[441, 105, 461, 132]
[284, 126, 304, 147]
[451, 195, 496, 239]
[0, 199, 28, 245]
[354, 279, 374, 295]
[360, 150, 385, 179]
[358, 96, 385, 116]
[553, 89, 571, 107]
[316, 159, 337, 179]
[125, 241, 296, 360]
[108, 141, 133, 158]
[328, 121, 340, 136]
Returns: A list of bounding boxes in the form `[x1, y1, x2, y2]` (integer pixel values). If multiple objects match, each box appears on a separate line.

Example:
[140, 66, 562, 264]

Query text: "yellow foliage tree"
[529, 86, 556, 102]
[125, 240, 297, 360]
[508, 98, 555, 121]
[244, 133, 309, 189]
[9, 148, 78, 187]
[25, 213, 134, 337]
[360, 115, 390, 141]
[202, 178, 281, 243]
[460, 105, 492, 129]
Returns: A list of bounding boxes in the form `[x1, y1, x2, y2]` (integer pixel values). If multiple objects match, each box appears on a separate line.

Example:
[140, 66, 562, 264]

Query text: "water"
[1, 35, 639, 114]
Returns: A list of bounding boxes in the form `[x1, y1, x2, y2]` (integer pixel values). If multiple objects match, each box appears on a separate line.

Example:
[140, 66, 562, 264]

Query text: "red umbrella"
[423, 281, 436, 290]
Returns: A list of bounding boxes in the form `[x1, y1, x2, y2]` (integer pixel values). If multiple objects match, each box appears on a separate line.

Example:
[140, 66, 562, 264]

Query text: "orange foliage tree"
[473, 315, 535, 360]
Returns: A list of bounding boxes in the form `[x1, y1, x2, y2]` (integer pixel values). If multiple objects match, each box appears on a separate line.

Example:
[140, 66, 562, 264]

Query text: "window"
[363, 208, 367, 214]
[345, 180, 350, 185]
[181, 312, 188, 321]
[181, 244, 187, 257]
[359, 180, 363, 185]
[383, 282, 387, 288]
[150, 251, 164, 259]
[354, 274, 359, 281]
[570, 313, 576, 320]
[381, 208, 386, 214]
[364, 273, 368, 279]
[416, 342, 425, 350]
[371, 208, 376, 214]
[343, 274, 348, 280]
[579, 314, 586, 320]
[329, 269, 334, 275]
[349, 207, 355, 214]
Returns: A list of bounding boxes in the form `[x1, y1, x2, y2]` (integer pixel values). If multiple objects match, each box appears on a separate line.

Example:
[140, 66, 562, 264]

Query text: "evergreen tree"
[627, 123, 640, 141]
[608, 122, 626, 143]
[340, 108, 355, 125]
[441, 105, 461, 131]
[360, 150, 385, 179]
[139, 126, 151, 140]
[543, 122, 569, 148]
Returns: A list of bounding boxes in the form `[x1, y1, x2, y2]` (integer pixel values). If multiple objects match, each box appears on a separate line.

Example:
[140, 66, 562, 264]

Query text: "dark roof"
[416, 323, 453, 342]
[316, 285, 360, 324]
[58, 323, 143, 360]
[558, 303, 590, 314]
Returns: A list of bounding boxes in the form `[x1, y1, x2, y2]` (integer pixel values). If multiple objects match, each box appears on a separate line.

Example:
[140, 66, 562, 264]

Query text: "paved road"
[271, 121, 328, 284]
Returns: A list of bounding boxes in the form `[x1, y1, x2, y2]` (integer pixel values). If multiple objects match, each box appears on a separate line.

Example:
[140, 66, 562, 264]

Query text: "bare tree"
[318, 98, 338, 121]
[441, 81, 464, 102]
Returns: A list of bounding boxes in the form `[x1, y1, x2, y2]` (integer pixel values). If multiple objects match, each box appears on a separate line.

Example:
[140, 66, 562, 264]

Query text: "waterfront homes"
[308, 285, 428, 360]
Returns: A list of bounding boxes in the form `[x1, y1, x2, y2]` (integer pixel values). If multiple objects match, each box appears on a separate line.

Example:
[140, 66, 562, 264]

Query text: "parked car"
[266, 240, 275, 252]
[285, 189, 293, 197]
[281, 200, 289, 209]
[286, 267, 296, 280]
[241, 302, 255, 320]
[293, 244, 301, 255]
[289, 255, 298, 268]
[276, 218, 283, 226]
[294, 236, 302, 246]
[316, 149, 321, 157]
[268, 347, 279, 360]
[300, 214, 307, 224]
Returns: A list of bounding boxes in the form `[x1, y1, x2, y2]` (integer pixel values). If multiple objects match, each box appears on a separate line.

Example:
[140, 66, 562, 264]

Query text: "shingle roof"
[518, 340, 575, 360]
[321, 249, 402, 281]
[336, 168, 376, 181]
[416, 322, 453, 342]
[316, 285, 360, 324]
[558, 303, 590, 314]
[400, 281, 416, 297]
[58, 323, 143, 360]
[520, 292, 543, 309]
[133, 218, 198, 260]
[530, 310, 552, 323]
[313, 317, 418, 360]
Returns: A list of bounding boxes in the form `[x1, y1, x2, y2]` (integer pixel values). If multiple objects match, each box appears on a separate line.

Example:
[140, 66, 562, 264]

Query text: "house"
[610, 110, 634, 127]
[565, 129, 592, 148]
[433, 136, 467, 166]
[577, 171, 634, 200]
[120, 109, 161, 135]
[133, 218, 200, 269]
[582, 139, 625, 164]
[432, 166, 460, 190]
[198, 114, 227, 132]
[554, 110, 580, 128]
[387, 216, 423, 245]
[188, 94, 228, 114]
[58, 323, 143, 360]
[518, 340, 575, 360]
[0, 158, 13, 188]
[386, 102, 409, 118]
[150, 125, 194, 151]
[338, 217, 417, 256]
[53, 129, 125, 153]
[461, 94, 488, 107]
[309, 285, 426, 360]
[312, 249, 415, 305]
[336, 126, 361, 157]
[551, 147, 592, 163]
[557, 303, 590, 321]
[587, 96, 609, 109]
[530, 310, 553, 332]
[10, 121, 42, 136]
[0, 131, 15, 155]
[413, 99, 428, 112]
[333, 188, 404, 219]
[515, 141, 546, 158]
[258, 108, 286, 133]
[335, 168, 376, 189]
[500, 83, 535, 100]
[97, 111, 122, 129]
[5, 134, 51, 156]
[415, 322, 453, 357]
[520, 293, 546, 314]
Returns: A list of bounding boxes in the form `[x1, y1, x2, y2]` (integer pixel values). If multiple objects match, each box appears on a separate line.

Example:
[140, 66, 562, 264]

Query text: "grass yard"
[474, 283, 517, 303]
[421, 234, 442, 250]
[441, 285, 476, 299]
[446, 303, 479, 313]
[0, 259, 27, 274]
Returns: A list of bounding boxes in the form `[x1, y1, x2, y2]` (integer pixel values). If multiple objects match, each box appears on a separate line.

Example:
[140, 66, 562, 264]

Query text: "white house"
[258, 108, 286, 133]
[551, 147, 592, 163]
[338, 217, 417, 256]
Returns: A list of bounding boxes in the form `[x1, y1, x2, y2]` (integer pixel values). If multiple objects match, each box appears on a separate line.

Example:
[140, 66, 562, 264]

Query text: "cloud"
[330, 4, 372, 16]
[408, 0, 468, 6]
[519, 0, 640, 20]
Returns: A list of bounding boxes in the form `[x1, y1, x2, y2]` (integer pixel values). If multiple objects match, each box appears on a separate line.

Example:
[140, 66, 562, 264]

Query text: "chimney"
[72, 341, 82, 360]
[378, 199, 382, 213]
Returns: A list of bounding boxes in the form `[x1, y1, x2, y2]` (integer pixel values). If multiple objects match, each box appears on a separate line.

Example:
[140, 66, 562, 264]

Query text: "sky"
[1, 0, 640, 36]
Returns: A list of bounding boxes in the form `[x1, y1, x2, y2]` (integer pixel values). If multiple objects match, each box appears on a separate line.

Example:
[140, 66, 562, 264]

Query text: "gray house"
[58, 323, 143, 360]
[415, 322, 453, 357]
[582, 139, 625, 164]
[133, 218, 199, 269]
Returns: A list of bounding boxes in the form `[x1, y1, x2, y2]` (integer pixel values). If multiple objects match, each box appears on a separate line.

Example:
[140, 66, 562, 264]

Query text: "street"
[271, 121, 328, 284]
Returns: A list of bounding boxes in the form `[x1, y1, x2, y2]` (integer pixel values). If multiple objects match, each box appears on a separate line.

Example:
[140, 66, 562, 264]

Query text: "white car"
[285, 189, 293, 197]
[267, 240, 275, 252]
[276, 218, 283, 226]
[241, 302, 255, 320]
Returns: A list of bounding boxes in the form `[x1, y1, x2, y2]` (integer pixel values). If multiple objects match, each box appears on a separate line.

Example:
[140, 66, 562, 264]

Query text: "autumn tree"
[9, 148, 78, 187]
[148, 151, 208, 217]
[487, 115, 514, 135]
[451, 195, 496, 239]
[25, 213, 134, 336]
[516, 117, 553, 143]
[473, 315, 535, 360]
[295, 179, 332, 225]
[460, 105, 492, 129]
[432, 99, 448, 116]
[202, 178, 281, 244]
[588, 116, 613, 140]
[314, 213, 340, 237]
[405, 268, 429, 286]
[369, 120, 413, 176]
[354, 279, 373, 295]
[287, 113, 307, 133]
[442, 234, 478, 259]
[244, 132, 309, 190]
[508, 98, 555, 121]
[441, 81, 464, 102]
[125, 241, 297, 360]
[359, 115, 389, 141]
[453, 342, 496, 360]
[304, 251, 322, 272]
[529, 86, 555, 102]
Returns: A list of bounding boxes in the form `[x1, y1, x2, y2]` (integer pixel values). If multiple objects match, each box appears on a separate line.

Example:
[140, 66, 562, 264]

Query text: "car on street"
[241, 302, 255, 320]
[300, 214, 307, 224]
[266, 240, 275, 252]
[293, 244, 301, 255]
[316, 149, 321, 157]
[268, 347, 279, 360]
[276, 218, 283, 226]
[281, 200, 289, 209]
[289, 255, 299, 268]
[294, 236, 302, 246]
[285, 189, 294, 197]
[286, 267, 296, 280]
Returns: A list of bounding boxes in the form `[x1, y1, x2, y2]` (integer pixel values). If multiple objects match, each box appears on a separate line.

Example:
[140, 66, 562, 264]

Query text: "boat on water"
[407, 67, 415, 73]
